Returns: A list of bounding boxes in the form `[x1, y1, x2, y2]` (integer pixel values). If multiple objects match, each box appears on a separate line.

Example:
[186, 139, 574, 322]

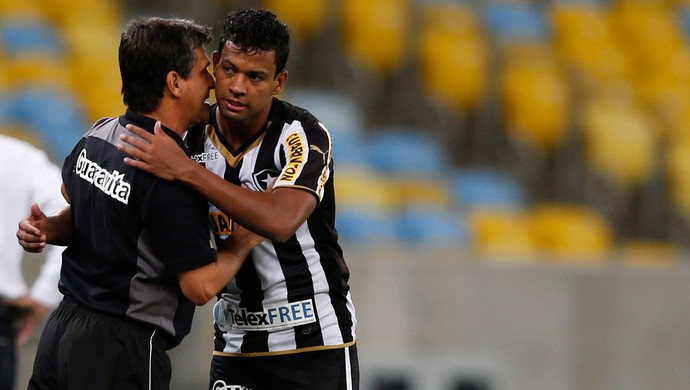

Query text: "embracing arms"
[118, 122, 317, 243]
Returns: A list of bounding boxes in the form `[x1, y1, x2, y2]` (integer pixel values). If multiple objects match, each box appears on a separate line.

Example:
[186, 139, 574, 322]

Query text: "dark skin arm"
[117, 121, 317, 243]
[178, 224, 263, 305]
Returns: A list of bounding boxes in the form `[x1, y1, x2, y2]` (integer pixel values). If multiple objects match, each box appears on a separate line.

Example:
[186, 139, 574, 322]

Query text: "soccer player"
[16, 17, 262, 390]
[118, 9, 359, 390]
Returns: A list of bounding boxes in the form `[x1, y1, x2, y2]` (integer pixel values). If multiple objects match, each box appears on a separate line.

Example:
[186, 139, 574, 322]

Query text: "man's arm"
[118, 122, 316, 242]
[17, 203, 73, 253]
[178, 224, 263, 305]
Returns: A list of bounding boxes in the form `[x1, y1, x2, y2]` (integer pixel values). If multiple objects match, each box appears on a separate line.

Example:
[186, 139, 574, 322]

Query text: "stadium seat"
[416, 3, 489, 110]
[550, 1, 631, 90]
[581, 94, 659, 186]
[11, 87, 88, 159]
[336, 205, 397, 245]
[0, 17, 63, 57]
[499, 44, 571, 152]
[340, 0, 411, 74]
[527, 203, 613, 260]
[468, 208, 538, 259]
[389, 177, 453, 211]
[261, 0, 328, 40]
[451, 166, 527, 211]
[3, 53, 71, 90]
[335, 167, 398, 245]
[364, 127, 449, 178]
[392, 205, 470, 247]
[482, 3, 549, 45]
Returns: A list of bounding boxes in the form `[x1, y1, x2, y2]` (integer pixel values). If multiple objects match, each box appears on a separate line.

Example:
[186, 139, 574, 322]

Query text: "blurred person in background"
[118, 8, 359, 390]
[15, 16, 263, 390]
[0, 134, 66, 390]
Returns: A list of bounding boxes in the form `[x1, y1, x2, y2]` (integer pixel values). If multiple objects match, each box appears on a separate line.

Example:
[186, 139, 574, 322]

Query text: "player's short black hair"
[218, 9, 290, 76]
[119, 17, 213, 114]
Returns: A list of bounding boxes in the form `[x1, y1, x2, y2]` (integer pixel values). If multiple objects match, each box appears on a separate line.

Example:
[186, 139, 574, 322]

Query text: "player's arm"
[177, 224, 263, 305]
[118, 122, 316, 242]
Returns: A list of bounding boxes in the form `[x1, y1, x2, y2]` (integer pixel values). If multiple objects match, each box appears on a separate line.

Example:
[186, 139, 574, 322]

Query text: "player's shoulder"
[274, 98, 324, 132]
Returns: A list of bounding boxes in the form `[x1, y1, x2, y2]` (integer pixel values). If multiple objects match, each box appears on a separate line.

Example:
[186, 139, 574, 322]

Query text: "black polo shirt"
[60, 109, 216, 348]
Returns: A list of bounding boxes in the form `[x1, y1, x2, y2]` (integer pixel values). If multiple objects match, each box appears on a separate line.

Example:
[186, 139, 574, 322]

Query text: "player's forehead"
[220, 41, 276, 69]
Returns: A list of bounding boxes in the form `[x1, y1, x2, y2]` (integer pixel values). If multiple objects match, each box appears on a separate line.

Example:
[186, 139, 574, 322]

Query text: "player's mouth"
[223, 98, 246, 112]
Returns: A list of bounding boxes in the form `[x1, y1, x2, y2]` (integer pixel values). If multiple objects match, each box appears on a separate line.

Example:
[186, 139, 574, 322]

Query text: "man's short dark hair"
[218, 9, 290, 76]
[119, 17, 213, 113]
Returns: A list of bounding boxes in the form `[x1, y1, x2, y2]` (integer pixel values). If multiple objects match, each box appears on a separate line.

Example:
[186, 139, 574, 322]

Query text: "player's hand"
[16, 203, 49, 253]
[117, 121, 190, 181]
[226, 223, 265, 251]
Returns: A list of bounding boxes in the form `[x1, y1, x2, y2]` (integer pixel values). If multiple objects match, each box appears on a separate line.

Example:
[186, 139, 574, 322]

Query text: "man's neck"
[215, 111, 266, 150]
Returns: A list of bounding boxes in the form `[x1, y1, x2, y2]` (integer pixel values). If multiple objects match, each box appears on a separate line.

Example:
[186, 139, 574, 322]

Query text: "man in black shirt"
[16, 17, 261, 390]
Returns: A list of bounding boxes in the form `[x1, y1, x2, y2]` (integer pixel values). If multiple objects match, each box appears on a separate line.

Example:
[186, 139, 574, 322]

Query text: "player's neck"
[216, 110, 267, 150]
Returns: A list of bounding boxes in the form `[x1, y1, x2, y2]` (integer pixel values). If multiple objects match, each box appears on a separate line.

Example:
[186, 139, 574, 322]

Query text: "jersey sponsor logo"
[211, 381, 252, 390]
[278, 132, 305, 184]
[208, 210, 233, 236]
[74, 148, 131, 204]
[191, 150, 220, 163]
[251, 168, 279, 192]
[214, 296, 317, 331]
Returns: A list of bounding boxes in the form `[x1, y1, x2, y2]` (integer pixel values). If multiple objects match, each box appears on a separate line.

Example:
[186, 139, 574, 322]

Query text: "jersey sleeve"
[274, 120, 332, 202]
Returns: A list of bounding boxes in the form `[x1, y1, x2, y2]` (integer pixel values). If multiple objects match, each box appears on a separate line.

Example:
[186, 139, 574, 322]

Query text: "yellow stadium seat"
[340, 0, 411, 74]
[262, 0, 328, 39]
[499, 44, 570, 152]
[527, 203, 613, 260]
[388, 177, 454, 210]
[468, 208, 538, 259]
[416, 4, 489, 110]
[582, 94, 659, 186]
[550, 2, 632, 90]
[335, 167, 397, 213]
[3, 53, 71, 90]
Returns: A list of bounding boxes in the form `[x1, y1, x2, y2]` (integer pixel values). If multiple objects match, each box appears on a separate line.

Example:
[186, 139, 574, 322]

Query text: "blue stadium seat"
[481, 3, 549, 44]
[451, 166, 527, 210]
[365, 127, 449, 178]
[11, 87, 88, 159]
[393, 206, 470, 246]
[336, 206, 397, 245]
[0, 18, 63, 57]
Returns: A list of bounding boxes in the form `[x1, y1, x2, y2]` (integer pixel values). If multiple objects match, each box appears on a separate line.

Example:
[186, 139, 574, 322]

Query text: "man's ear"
[212, 51, 220, 75]
[166, 71, 183, 98]
[272, 70, 288, 96]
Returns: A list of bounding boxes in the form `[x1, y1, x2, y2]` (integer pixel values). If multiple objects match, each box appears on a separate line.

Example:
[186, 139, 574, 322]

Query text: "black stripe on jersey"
[276, 237, 324, 348]
[235, 254, 269, 353]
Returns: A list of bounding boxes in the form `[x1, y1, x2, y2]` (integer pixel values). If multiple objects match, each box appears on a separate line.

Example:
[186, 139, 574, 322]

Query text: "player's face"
[213, 41, 287, 132]
[183, 47, 215, 126]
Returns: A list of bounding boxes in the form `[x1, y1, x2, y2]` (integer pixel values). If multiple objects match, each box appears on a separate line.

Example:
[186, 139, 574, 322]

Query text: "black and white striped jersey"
[187, 98, 357, 356]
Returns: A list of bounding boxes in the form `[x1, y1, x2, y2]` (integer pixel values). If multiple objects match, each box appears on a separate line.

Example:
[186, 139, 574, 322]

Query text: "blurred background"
[5, 0, 690, 389]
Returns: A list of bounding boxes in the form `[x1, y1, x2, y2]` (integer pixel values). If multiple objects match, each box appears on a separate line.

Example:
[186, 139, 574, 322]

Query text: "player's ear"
[272, 70, 288, 96]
